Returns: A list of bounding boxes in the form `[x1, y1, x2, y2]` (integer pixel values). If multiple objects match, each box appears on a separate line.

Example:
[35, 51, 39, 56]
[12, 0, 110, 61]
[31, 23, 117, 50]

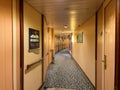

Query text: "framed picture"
[77, 32, 83, 43]
[29, 28, 40, 49]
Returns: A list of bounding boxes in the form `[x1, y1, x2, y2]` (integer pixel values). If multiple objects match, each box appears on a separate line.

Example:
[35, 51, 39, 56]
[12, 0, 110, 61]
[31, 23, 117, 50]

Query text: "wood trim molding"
[115, 0, 120, 90]
[41, 14, 44, 83]
[38, 82, 45, 90]
[20, 0, 24, 89]
[95, 13, 98, 89]
[13, 0, 21, 90]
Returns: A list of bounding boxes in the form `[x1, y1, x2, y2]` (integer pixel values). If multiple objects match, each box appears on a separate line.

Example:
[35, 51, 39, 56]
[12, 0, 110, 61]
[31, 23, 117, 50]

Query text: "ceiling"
[25, 0, 104, 32]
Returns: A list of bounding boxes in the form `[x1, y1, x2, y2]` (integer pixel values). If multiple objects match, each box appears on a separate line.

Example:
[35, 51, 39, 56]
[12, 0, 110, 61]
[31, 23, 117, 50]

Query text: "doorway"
[97, 0, 115, 90]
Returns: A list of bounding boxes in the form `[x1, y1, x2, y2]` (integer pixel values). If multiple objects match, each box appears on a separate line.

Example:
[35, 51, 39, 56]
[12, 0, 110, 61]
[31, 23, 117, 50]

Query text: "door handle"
[102, 55, 107, 70]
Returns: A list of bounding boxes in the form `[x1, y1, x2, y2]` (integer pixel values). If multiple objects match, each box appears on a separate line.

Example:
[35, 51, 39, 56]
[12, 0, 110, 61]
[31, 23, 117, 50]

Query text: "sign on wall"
[29, 28, 40, 49]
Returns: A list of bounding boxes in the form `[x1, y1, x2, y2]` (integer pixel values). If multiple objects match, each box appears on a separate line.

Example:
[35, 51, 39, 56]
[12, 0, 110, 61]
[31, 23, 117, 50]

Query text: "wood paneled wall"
[0, 0, 13, 90]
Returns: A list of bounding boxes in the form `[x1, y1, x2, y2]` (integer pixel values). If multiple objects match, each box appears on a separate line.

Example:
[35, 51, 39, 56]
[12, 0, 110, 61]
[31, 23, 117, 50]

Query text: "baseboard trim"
[38, 82, 45, 90]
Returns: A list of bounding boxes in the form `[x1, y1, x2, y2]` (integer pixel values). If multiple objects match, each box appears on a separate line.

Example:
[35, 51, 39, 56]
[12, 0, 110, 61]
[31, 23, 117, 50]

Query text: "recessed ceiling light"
[64, 25, 68, 29]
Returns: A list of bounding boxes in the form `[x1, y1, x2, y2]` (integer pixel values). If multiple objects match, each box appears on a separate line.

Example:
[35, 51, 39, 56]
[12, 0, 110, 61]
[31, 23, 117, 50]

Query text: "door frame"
[115, 0, 120, 89]
[20, 0, 24, 89]
[96, 0, 120, 89]
[41, 14, 44, 83]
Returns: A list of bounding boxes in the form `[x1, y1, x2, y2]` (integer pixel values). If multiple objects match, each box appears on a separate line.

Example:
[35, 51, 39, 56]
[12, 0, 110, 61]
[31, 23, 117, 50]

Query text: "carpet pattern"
[44, 49, 95, 90]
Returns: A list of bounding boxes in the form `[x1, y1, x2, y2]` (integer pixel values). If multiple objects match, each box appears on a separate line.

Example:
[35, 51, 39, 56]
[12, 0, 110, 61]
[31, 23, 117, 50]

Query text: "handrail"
[25, 59, 43, 74]
[25, 52, 49, 74]
[26, 58, 43, 70]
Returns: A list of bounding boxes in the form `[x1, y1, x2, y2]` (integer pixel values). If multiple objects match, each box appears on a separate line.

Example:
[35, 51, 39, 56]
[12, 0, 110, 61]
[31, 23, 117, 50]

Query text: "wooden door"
[0, 0, 13, 90]
[104, 0, 115, 90]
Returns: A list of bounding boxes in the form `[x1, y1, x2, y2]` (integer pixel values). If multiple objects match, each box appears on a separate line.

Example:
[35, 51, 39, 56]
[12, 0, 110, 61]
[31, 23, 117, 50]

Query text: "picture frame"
[29, 28, 40, 49]
[77, 32, 83, 43]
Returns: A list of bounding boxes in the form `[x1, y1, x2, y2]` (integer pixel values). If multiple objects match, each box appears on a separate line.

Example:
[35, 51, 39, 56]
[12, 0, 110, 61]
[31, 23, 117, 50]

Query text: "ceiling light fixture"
[64, 25, 68, 29]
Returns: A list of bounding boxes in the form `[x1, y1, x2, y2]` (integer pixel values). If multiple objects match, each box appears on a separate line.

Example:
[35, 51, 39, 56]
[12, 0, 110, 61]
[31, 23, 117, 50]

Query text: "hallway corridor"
[1, 0, 120, 90]
[44, 49, 95, 90]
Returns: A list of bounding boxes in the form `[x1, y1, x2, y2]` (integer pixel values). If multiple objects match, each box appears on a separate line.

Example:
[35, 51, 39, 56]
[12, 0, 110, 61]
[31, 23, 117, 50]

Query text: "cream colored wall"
[54, 30, 62, 34]
[24, 2, 42, 90]
[72, 15, 95, 86]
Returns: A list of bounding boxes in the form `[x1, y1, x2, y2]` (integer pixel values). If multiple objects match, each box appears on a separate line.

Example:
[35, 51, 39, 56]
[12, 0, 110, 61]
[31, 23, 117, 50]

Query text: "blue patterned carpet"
[44, 49, 95, 90]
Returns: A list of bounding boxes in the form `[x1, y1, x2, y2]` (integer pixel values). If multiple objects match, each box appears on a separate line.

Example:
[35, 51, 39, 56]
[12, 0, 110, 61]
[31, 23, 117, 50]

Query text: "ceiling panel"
[25, 0, 104, 31]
